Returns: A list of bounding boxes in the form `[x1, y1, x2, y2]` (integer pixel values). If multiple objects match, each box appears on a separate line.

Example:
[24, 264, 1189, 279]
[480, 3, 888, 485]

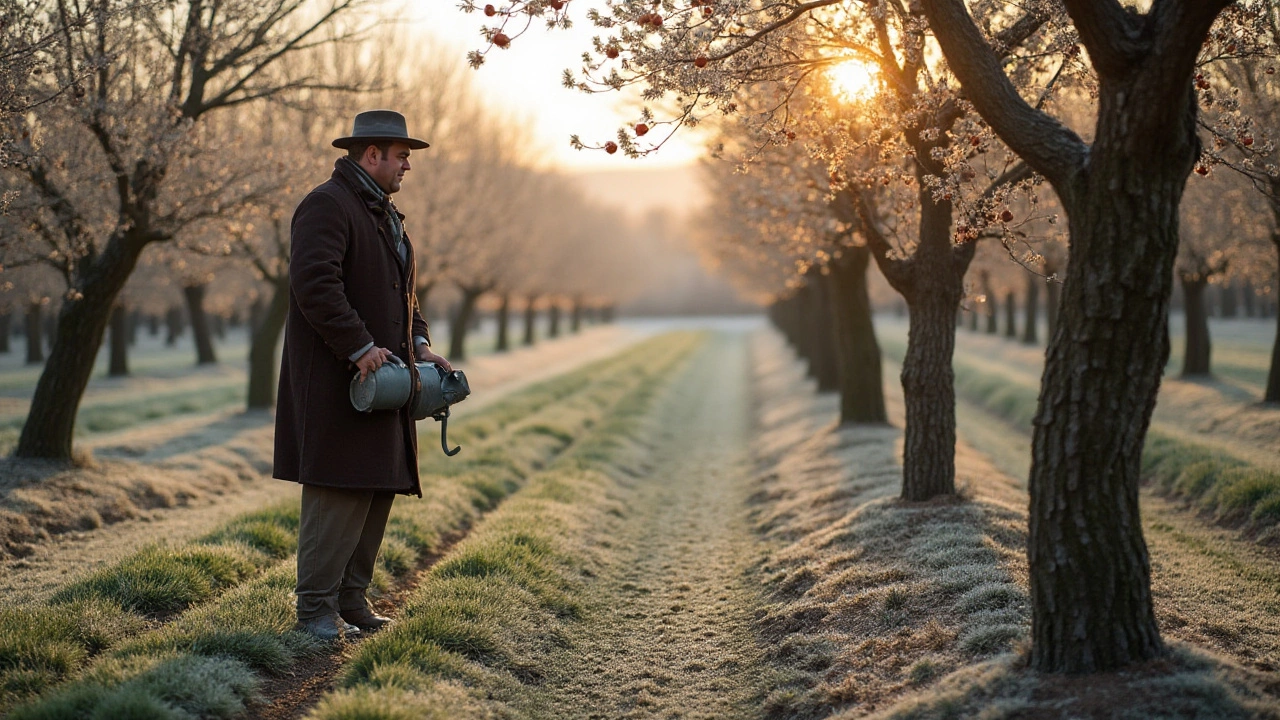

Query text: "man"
[274, 109, 451, 641]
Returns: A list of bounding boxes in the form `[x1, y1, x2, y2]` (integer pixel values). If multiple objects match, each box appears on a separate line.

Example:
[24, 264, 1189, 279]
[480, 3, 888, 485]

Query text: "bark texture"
[0, 313, 9, 353]
[918, 0, 1231, 673]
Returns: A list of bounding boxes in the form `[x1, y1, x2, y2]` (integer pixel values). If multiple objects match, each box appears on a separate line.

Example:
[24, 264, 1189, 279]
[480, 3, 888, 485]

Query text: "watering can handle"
[437, 406, 461, 456]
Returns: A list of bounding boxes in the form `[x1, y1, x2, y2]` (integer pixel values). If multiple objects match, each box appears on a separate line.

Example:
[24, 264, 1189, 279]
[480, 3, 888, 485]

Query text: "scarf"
[337, 156, 406, 263]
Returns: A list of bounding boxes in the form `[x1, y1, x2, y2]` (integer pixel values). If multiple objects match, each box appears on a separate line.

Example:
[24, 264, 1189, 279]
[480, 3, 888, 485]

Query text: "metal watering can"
[349, 356, 471, 456]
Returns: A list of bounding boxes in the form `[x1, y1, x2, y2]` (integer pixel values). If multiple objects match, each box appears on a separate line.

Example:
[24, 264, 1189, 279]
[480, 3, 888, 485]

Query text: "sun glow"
[827, 59, 880, 102]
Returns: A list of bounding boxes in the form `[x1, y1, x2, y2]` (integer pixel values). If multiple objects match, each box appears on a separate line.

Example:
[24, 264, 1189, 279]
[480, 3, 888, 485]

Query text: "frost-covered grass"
[757, 328, 1280, 718]
[2, 332, 699, 718]
[306, 334, 705, 719]
[866, 643, 1279, 720]
[746, 330, 1032, 717]
[880, 330, 1280, 539]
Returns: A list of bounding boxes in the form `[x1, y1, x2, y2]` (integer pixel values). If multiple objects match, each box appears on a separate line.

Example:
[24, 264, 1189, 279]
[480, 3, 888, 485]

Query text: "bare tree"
[0, 0, 368, 460]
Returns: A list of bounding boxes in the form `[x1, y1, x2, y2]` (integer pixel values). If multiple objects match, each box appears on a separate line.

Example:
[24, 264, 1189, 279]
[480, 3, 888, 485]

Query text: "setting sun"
[827, 58, 880, 102]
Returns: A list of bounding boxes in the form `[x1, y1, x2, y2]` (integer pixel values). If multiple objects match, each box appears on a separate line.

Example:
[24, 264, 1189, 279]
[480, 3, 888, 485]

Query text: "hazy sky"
[401, 1, 706, 171]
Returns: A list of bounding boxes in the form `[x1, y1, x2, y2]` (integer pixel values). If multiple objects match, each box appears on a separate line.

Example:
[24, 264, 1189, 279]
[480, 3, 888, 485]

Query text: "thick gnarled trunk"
[1028, 89, 1182, 673]
[17, 234, 146, 459]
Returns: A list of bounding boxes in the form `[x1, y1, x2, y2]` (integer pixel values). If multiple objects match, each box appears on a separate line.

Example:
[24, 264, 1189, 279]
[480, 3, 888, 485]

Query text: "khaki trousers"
[295, 484, 396, 620]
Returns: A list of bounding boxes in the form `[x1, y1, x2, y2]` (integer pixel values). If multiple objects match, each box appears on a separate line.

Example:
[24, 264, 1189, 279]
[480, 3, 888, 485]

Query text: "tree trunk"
[1267, 239, 1280, 404]
[828, 247, 888, 424]
[147, 314, 160, 337]
[900, 272, 963, 500]
[0, 312, 9, 353]
[1022, 275, 1040, 345]
[17, 234, 148, 460]
[1046, 280, 1061, 340]
[25, 302, 45, 365]
[108, 303, 129, 377]
[969, 303, 979, 332]
[495, 293, 511, 352]
[247, 276, 289, 410]
[897, 198, 967, 502]
[211, 313, 225, 340]
[416, 282, 434, 327]
[602, 305, 616, 323]
[1004, 291, 1017, 339]
[1027, 98, 1183, 674]
[1220, 282, 1238, 318]
[795, 275, 840, 393]
[571, 297, 583, 333]
[548, 303, 561, 338]
[184, 284, 217, 365]
[1242, 280, 1256, 318]
[165, 305, 184, 346]
[983, 272, 998, 334]
[523, 296, 538, 346]
[127, 309, 141, 345]
[1180, 275, 1211, 377]
[448, 286, 484, 361]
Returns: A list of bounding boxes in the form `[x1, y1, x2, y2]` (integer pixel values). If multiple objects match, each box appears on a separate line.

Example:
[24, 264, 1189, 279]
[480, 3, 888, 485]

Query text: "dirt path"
[0, 325, 652, 604]
[531, 330, 772, 720]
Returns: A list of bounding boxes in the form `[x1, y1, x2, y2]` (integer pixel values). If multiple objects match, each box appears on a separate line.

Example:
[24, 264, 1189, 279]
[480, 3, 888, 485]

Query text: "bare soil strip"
[527, 330, 774, 720]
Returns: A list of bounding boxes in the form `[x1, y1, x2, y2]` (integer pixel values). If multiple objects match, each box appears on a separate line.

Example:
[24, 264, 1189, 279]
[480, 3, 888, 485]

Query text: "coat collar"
[332, 158, 410, 274]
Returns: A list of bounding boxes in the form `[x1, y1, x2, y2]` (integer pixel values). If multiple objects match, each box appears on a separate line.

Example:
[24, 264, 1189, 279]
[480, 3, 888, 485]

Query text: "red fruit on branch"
[1268, 67, 1277, 75]
[1000, 210, 1014, 222]
[605, 141, 618, 154]
[606, 45, 620, 59]
[970, 136, 981, 146]
[484, 4, 496, 15]
[702, 7, 713, 16]
[1195, 165, 1209, 175]
[635, 123, 649, 136]
[493, 32, 510, 47]
[694, 55, 708, 68]
[1242, 136, 1254, 146]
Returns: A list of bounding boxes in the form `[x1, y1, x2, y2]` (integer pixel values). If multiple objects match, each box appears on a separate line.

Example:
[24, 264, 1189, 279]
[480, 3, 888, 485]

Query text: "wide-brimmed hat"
[332, 110, 430, 150]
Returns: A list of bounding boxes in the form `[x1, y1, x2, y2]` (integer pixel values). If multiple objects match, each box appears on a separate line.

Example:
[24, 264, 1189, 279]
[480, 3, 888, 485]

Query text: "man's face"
[362, 142, 412, 194]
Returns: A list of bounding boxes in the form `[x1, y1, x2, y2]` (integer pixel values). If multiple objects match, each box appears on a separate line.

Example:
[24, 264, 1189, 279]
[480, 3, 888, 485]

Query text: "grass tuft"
[51, 545, 260, 615]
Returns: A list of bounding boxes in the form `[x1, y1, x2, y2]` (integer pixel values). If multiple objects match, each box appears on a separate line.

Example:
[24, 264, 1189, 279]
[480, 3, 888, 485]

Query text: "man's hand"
[355, 346, 395, 381]
[417, 344, 452, 372]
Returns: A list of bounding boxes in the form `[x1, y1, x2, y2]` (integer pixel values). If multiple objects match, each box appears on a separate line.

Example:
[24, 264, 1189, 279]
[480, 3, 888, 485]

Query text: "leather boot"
[340, 605, 393, 631]
[294, 613, 361, 641]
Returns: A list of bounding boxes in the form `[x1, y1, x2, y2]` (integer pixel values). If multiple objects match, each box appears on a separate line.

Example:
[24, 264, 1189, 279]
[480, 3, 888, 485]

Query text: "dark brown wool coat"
[273, 160, 430, 496]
